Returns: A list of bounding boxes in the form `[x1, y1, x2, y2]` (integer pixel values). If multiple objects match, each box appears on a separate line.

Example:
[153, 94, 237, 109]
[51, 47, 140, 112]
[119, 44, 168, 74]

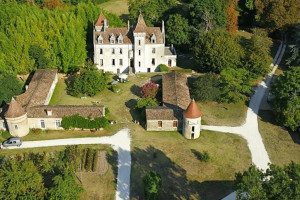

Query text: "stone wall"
[146, 119, 178, 131]
[27, 117, 63, 130]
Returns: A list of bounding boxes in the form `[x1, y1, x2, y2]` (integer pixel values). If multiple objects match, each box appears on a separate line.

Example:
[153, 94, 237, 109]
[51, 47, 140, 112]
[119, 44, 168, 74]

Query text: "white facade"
[182, 116, 201, 139]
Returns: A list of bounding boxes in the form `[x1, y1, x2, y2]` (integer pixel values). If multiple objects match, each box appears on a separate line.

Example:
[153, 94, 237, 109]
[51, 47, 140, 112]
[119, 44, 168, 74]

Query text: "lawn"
[101, 0, 129, 17]
[130, 124, 251, 200]
[258, 110, 300, 166]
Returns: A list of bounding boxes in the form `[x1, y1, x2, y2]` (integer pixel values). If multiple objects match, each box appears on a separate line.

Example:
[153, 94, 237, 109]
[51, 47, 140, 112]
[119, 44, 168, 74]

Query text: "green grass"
[197, 102, 247, 126]
[130, 124, 251, 200]
[101, 0, 129, 16]
[258, 110, 300, 166]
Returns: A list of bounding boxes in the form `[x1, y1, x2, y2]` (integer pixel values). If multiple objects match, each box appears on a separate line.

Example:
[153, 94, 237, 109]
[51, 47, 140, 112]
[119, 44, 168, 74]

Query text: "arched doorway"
[191, 133, 194, 139]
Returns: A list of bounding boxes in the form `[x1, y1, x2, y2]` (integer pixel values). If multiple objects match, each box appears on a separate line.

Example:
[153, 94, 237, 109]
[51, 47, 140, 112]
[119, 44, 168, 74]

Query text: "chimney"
[162, 20, 165, 44]
[46, 109, 52, 116]
[128, 20, 130, 31]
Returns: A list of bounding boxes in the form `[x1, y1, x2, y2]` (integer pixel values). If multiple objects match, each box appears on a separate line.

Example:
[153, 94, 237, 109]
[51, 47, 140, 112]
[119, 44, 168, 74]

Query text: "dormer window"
[98, 35, 103, 44]
[151, 33, 156, 44]
[110, 33, 115, 44]
[118, 33, 123, 44]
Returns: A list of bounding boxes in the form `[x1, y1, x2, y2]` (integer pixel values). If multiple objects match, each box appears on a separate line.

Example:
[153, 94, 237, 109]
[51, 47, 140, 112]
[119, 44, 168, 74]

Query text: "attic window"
[110, 34, 115, 44]
[118, 34, 123, 44]
[151, 34, 156, 44]
[98, 35, 103, 44]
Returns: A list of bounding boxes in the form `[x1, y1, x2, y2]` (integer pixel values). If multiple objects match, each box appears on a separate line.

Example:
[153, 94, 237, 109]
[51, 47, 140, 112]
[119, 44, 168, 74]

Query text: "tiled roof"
[133, 14, 147, 33]
[95, 28, 133, 44]
[95, 12, 106, 26]
[183, 99, 202, 118]
[162, 71, 190, 110]
[146, 106, 177, 120]
[16, 69, 57, 108]
[4, 98, 26, 118]
[27, 105, 105, 118]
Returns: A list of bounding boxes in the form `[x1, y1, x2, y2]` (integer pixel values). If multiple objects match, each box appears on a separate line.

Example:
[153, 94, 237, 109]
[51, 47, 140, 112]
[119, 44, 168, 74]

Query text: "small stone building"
[146, 71, 202, 139]
[0, 69, 105, 137]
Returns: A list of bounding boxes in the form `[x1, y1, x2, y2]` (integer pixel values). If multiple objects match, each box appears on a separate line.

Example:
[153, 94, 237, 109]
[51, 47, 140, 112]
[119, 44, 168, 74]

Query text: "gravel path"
[3, 128, 131, 200]
[203, 41, 286, 200]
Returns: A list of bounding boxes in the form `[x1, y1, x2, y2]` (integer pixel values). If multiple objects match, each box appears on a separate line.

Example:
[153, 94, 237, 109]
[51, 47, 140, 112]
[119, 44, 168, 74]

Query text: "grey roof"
[164, 47, 176, 56]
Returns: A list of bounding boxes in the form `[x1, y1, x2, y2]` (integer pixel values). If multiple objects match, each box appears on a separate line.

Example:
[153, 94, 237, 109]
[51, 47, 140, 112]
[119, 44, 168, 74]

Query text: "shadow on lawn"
[130, 146, 233, 200]
[258, 110, 300, 145]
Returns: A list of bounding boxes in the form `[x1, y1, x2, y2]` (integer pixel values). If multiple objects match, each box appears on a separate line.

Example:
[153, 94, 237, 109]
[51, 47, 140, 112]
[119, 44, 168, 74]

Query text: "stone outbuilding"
[146, 71, 202, 139]
[0, 69, 105, 137]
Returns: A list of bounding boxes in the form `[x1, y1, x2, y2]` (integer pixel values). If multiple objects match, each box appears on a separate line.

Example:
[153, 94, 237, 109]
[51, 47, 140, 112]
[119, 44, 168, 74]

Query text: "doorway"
[117, 68, 120, 74]
[147, 68, 151, 72]
[191, 133, 194, 139]
[168, 59, 172, 67]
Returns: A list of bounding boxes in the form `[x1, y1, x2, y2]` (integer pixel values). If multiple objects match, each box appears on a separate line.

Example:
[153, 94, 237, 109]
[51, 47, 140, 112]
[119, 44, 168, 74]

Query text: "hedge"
[159, 64, 169, 72]
[61, 114, 109, 130]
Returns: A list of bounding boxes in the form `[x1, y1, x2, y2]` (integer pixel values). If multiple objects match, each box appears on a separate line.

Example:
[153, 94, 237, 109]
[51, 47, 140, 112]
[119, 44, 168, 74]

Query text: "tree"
[49, 169, 83, 200]
[135, 98, 158, 110]
[0, 73, 23, 106]
[166, 14, 190, 49]
[271, 66, 300, 131]
[226, 0, 238, 34]
[68, 61, 108, 97]
[254, 0, 300, 32]
[143, 171, 162, 200]
[29, 44, 50, 69]
[219, 68, 253, 103]
[287, 23, 300, 66]
[0, 160, 46, 200]
[140, 82, 158, 99]
[191, 73, 221, 102]
[194, 30, 244, 73]
[234, 162, 300, 199]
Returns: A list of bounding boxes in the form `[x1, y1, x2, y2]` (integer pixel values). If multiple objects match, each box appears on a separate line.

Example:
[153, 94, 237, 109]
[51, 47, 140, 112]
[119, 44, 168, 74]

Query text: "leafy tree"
[0, 160, 46, 200]
[143, 171, 162, 200]
[29, 44, 50, 69]
[219, 68, 253, 103]
[166, 14, 190, 49]
[191, 73, 221, 102]
[189, 0, 227, 30]
[234, 162, 300, 199]
[194, 30, 244, 73]
[226, 0, 238, 34]
[49, 169, 83, 200]
[271, 66, 300, 131]
[0, 73, 23, 106]
[68, 61, 108, 97]
[140, 82, 158, 99]
[238, 0, 255, 27]
[243, 29, 273, 77]
[254, 0, 300, 32]
[135, 98, 158, 110]
[287, 23, 300, 66]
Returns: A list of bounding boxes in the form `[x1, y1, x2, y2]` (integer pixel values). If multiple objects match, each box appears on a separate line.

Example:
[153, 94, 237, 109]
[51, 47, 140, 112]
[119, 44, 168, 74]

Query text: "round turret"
[182, 99, 202, 139]
[4, 98, 29, 137]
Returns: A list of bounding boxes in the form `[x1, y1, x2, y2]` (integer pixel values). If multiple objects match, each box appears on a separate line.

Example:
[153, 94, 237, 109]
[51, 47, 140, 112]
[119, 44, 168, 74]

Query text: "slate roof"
[162, 71, 190, 110]
[27, 105, 105, 118]
[16, 69, 57, 108]
[146, 106, 177, 120]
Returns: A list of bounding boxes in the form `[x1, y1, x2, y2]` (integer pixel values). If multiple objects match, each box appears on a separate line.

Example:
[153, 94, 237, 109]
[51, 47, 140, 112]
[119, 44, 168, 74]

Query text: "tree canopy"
[0, 73, 23, 106]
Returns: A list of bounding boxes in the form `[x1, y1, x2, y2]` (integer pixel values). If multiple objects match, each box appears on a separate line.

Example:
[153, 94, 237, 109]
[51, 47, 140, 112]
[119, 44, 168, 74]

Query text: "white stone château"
[93, 13, 177, 73]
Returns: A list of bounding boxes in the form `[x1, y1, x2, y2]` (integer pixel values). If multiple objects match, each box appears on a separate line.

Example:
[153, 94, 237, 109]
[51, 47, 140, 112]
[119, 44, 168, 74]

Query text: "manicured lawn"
[197, 102, 247, 126]
[130, 124, 251, 200]
[101, 0, 129, 16]
[258, 110, 300, 166]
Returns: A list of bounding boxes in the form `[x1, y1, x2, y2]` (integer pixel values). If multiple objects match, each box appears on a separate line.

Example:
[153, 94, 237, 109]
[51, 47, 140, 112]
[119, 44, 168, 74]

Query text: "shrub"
[80, 149, 87, 171]
[140, 82, 158, 99]
[143, 171, 162, 200]
[85, 148, 93, 172]
[1, 130, 11, 139]
[159, 64, 169, 72]
[111, 84, 120, 93]
[92, 150, 99, 172]
[32, 128, 42, 134]
[105, 107, 110, 115]
[61, 114, 109, 130]
[200, 151, 210, 162]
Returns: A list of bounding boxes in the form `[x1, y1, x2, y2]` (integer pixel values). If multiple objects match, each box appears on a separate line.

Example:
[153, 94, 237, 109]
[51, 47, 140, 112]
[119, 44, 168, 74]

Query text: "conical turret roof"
[5, 98, 26, 118]
[133, 13, 147, 33]
[95, 12, 106, 26]
[183, 99, 202, 118]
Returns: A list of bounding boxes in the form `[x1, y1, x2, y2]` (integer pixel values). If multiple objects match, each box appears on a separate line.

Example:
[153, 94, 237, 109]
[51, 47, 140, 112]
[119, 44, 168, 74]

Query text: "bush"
[159, 64, 169, 72]
[85, 148, 93, 171]
[61, 114, 109, 130]
[200, 151, 210, 162]
[105, 107, 110, 115]
[111, 84, 120, 93]
[140, 82, 158, 99]
[31, 128, 42, 134]
[1, 130, 11, 139]
[92, 150, 99, 172]
[80, 149, 87, 171]
[143, 171, 162, 200]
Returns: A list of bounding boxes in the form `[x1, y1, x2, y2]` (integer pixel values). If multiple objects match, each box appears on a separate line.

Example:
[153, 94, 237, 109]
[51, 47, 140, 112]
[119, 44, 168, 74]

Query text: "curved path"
[3, 129, 131, 200]
[203, 41, 286, 200]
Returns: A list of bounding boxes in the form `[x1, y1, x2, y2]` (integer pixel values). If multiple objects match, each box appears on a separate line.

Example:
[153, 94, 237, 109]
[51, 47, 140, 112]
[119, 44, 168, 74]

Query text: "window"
[173, 121, 177, 128]
[192, 126, 195, 132]
[112, 48, 115, 54]
[111, 40, 115, 44]
[98, 39, 103, 44]
[151, 34, 156, 44]
[152, 58, 155, 65]
[139, 50, 141, 55]
[14, 125, 18, 130]
[100, 49, 103, 54]
[112, 59, 115, 66]
[139, 40, 141, 45]
[139, 61, 141, 67]
[120, 59, 123, 66]
[158, 121, 162, 127]
[55, 120, 61, 128]
[40, 120, 45, 129]
[119, 40, 123, 44]
[100, 59, 103, 66]
[120, 48, 123, 54]
[152, 48, 156, 54]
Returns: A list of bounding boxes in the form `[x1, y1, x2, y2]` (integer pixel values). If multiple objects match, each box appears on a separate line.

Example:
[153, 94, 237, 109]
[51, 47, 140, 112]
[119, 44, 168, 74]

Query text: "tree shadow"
[191, 149, 203, 161]
[258, 110, 300, 145]
[131, 146, 234, 200]
[120, 14, 129, 22]
[125, 99, 145, 126]
[130, 84, 141, 96]
[106, 150, 118, 185]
